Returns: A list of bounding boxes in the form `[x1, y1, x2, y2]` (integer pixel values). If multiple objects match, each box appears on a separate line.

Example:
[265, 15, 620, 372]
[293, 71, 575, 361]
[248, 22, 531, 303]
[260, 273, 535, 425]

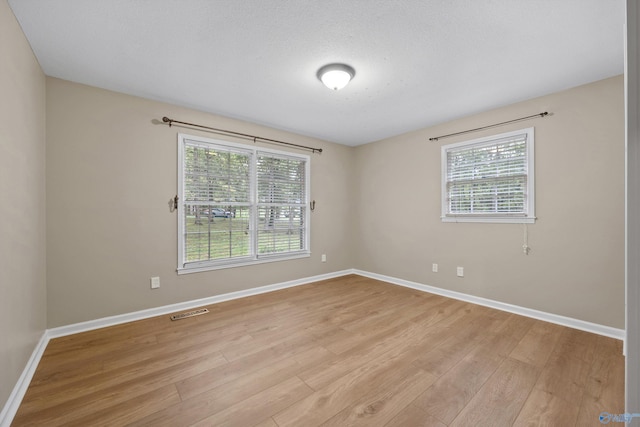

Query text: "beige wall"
[46, 77, 355, 327]
[353, 75, 625, 328]
[0, 0, 47, 407]
[46, 76, 624, 329]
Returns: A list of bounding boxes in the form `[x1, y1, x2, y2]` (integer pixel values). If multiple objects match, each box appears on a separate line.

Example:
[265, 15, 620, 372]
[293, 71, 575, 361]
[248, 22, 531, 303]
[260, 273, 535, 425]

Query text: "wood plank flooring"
[12, 275, 624, 426]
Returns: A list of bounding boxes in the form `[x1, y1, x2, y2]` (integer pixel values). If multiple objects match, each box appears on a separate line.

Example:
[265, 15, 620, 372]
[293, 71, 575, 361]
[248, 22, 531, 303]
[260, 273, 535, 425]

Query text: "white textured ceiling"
[8, 0, 625, 146]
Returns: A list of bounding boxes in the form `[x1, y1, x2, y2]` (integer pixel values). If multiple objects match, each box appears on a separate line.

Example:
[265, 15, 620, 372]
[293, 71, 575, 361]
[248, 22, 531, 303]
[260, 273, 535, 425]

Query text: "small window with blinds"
[177, 134, 310, 273]
[441, 127, 535, 223]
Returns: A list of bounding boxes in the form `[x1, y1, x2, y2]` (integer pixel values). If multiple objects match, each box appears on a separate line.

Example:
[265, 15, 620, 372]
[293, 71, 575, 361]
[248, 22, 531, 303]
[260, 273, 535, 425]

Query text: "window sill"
[177, 252, 311, 275]
[441, 216, 536, 224]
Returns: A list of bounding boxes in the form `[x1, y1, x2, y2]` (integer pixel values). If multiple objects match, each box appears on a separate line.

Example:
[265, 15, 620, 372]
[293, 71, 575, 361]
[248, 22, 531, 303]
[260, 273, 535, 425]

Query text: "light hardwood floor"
[13, 275, 624, 426]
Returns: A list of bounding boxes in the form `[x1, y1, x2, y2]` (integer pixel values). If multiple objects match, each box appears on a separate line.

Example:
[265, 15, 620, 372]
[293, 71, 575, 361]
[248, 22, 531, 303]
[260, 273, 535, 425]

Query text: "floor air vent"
[170, 308, 209, 321]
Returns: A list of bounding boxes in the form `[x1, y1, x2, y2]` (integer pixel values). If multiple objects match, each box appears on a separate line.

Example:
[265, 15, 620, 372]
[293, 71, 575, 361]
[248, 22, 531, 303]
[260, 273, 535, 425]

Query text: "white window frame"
[441, 127, 536, 223]
[177, 133, 310, 274]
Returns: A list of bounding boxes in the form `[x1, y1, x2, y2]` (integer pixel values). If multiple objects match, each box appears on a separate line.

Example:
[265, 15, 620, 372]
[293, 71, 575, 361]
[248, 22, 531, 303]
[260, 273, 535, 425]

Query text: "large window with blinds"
[177, 133, 310, 273]
[441, 127, 535, 223]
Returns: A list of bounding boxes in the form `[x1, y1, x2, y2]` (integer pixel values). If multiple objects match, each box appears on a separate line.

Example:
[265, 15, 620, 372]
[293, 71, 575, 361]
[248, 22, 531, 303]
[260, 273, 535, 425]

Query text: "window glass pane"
[184, 144, 250, 203]
[255, 152, 307, 256]
[448, 177, 526, 214]
[256, 154, 306, 204]
[183, 205, 251, 263]
[444, 131, 530, 217]
[257, 206, 305, 254]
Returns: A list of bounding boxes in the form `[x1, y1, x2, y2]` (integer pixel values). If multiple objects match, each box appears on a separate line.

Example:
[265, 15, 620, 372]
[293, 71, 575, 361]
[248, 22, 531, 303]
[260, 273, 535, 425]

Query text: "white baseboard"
[2, 267, 625, 427]
[48, 269, 353, 339]
[0, 331, 50, 427]
[353, 269, 626, 341]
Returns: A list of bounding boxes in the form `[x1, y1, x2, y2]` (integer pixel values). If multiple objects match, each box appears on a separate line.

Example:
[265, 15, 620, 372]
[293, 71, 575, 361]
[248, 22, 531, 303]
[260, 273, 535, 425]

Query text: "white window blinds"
[181, 140, 252, 265]
[178, 134, 310, 273]
[256, 153, 307, 255]
[441, 128, 535, 223]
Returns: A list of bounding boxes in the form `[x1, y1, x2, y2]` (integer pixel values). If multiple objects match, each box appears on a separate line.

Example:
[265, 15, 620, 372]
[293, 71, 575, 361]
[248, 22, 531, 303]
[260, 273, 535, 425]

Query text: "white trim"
[177, 252, 311, 275]
[441, 216, 536, 224]
[0, 331, 50, 427]
[50, 268, 619, 340]
[353, 269, 626, 341]
[48, 269, 351, 338]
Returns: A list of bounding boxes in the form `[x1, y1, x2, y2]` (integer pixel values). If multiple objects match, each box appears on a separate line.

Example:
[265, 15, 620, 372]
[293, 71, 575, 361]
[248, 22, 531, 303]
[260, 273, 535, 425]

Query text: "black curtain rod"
[429, 112, 549, 142]
[162, 117, 323, 154]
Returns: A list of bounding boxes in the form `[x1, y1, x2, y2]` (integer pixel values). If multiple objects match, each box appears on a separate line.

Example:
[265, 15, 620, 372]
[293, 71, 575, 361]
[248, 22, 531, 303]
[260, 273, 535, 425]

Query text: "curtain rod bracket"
[161, 116, 322, 154]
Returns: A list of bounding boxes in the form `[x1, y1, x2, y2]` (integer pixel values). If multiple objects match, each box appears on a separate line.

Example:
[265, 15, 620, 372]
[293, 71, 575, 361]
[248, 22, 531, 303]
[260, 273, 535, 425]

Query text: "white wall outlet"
[150, 276, 160, 289]
[432, 263, 438, 273]
[456, 267, 464, 277]
[321, 254, 327, 262]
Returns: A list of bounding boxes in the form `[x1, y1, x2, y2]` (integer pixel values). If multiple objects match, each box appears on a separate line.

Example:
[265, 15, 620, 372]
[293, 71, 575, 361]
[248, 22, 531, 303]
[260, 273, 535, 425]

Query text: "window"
[178, 133, 310, 273]
[441, 127, 535, 223]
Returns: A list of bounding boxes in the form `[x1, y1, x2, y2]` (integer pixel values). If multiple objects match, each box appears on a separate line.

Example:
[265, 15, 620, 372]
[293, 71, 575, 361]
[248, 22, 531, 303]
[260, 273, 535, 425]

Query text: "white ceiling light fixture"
[317, 63, 356, 91]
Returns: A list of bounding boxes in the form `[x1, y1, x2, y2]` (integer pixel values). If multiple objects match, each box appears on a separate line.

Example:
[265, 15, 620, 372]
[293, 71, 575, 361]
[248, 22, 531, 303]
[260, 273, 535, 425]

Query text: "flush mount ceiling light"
[317, 63, 356, 91]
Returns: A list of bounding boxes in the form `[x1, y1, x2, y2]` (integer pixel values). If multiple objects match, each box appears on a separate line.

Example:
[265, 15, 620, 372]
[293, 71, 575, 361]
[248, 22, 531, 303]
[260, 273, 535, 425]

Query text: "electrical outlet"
[432, 263, 438, 273]
[151, 276, 160, 289]
[456, 267, 464, 277]
[321, 254, 327, 262]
